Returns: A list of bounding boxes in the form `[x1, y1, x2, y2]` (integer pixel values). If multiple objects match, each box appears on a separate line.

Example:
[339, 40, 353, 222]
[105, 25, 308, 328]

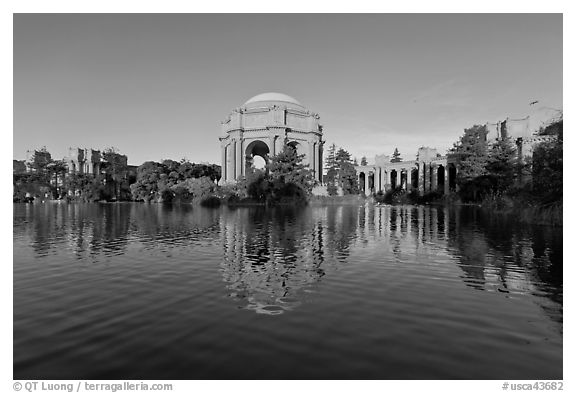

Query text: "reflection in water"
[14, 202, 562, 379]
[220, 207, 331, 315]
[215, 203, 562, 322]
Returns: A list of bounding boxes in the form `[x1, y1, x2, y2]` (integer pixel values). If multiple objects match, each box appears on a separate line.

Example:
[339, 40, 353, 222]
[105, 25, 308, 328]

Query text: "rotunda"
[219, 92, 324, 183]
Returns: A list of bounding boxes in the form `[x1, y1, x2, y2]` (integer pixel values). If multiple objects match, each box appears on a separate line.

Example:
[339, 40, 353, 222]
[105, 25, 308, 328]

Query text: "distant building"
[65, 148, 102, 175]
[355, 106, 561, 196]
[356, 147, 457, 196]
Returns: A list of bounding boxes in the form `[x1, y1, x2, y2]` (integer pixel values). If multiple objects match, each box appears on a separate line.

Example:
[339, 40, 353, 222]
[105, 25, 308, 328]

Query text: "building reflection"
[219, 205, 359, 315]
[14, 202, 562, 323]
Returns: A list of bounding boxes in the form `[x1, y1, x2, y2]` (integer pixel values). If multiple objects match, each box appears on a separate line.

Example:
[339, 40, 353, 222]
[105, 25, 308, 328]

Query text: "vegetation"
[13, 147, 222, 205]
[448, 118, 563, 225]
[220, 144, 314, 205]
[130, 159, 221, 203]
[322, 144, 360, 196]
[391, 148, 402, 163]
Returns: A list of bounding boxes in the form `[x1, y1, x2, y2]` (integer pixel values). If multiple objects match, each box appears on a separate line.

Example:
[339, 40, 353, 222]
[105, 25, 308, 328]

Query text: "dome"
[244, 92, 304, 109]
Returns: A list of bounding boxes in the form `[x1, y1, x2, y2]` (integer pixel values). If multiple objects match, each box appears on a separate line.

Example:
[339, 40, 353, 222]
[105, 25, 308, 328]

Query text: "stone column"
[314, 143, 320, 182]
[221, 145, 226, 182]
[226, 142, 235, 182]
[364, 172, 370, 196]
[431, 165, 438, 191]
[308, 142, 315, 171]
[454, 166, 459, 192]
[375, 168, 381, 192]
[418, 163, 425, 194]
[269, 136, 276, 156]
[275, 135, 284, 155]
[235, 139, 243, 179]
[318, 143, 323, 184]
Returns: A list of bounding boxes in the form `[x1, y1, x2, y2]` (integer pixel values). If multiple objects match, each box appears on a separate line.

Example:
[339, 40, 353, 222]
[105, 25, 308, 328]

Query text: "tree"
[267, 144, 314, 196]
[391, 148, 402, 163]
[131, 161, 163, 202]
[339, 162, 359, 195]
[102, 148, 129, 200]
[450, 125, 490, 201]
[335, 148, 359, 194]
[27, 147, 53, 183]
[486, 136, 518, 194]
[360, 156, 368, 166]
[324, 143, 338, 173]
[172, 176, 218, 204]
[47, 160, 68, 197]
[532, 119, 562, 205]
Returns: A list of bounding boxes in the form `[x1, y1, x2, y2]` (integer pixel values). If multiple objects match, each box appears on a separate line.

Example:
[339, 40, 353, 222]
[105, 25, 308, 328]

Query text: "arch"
[391, 169, 400, 189]
[448, 163, 457, 191]
[368, 172, 375, 194]
[437, 165, 446, 193]
[245, 140, 271, 174]
[359, 172, 366, 193]
[410, 168, 418, 190]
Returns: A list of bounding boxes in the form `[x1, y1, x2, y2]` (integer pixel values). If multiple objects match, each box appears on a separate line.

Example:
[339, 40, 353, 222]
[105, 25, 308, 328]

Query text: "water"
[13, 203, 562, 379]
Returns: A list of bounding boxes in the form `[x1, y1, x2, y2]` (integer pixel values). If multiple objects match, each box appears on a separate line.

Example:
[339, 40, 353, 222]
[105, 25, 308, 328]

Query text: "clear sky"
[13, 13, 562, 166]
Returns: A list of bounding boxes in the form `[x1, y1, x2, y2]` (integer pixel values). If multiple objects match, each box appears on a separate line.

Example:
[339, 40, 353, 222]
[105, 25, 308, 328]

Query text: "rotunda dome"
[244, 92, 305, 110]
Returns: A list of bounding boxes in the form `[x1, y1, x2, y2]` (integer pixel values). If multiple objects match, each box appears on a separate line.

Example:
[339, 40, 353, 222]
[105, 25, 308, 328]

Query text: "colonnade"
[356, 159, 458, 196]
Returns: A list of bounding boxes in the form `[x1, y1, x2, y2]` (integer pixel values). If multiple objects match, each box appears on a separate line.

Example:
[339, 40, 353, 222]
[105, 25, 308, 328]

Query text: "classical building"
[356, 147, 458, 196]
[65, 148, 102, 175]
[356, 106, 561, 196]
[219, 92, 324, 183]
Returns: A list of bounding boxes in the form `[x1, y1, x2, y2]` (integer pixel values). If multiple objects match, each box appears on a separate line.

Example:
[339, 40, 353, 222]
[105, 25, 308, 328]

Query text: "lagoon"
[13, 202, 562, 379]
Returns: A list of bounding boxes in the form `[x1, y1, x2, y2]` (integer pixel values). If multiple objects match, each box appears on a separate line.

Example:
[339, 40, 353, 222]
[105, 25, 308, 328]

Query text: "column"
[275, 135, 284, 155]
[314, 143, 320, 182]
[221, 146, 226, 182]
[308, 142, 315, 172]
[269, 136, 276, 156]
[364, 172, 370, 196]
[418, 163, 425, 194]
[235, 139, 243, 179]
[318, 143, 323, 184]
[226, 142, 235, 182]
[375, 168, 381, 192]
[431, 165, 438, 191]
[386, 170, 391, 190]
[454, 166, 459, 192]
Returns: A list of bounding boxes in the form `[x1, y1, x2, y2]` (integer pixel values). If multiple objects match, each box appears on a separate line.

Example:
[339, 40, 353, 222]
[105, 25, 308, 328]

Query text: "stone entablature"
[219, 93, 324, 183]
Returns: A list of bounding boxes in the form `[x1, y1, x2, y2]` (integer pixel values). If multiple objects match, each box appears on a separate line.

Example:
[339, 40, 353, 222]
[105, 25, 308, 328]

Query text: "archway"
[368, 172, 375, 194]
[448, 164, 457, 191]
[359, 172, 366, 193]
[410, 168, 418, 190]
[391, 170, 399, 189]
[437, 165, 446, 193]
[245, 140, 270, 175]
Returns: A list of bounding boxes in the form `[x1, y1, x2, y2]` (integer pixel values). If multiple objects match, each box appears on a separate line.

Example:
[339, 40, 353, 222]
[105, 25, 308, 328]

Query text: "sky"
[13, 13, 562, 166]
